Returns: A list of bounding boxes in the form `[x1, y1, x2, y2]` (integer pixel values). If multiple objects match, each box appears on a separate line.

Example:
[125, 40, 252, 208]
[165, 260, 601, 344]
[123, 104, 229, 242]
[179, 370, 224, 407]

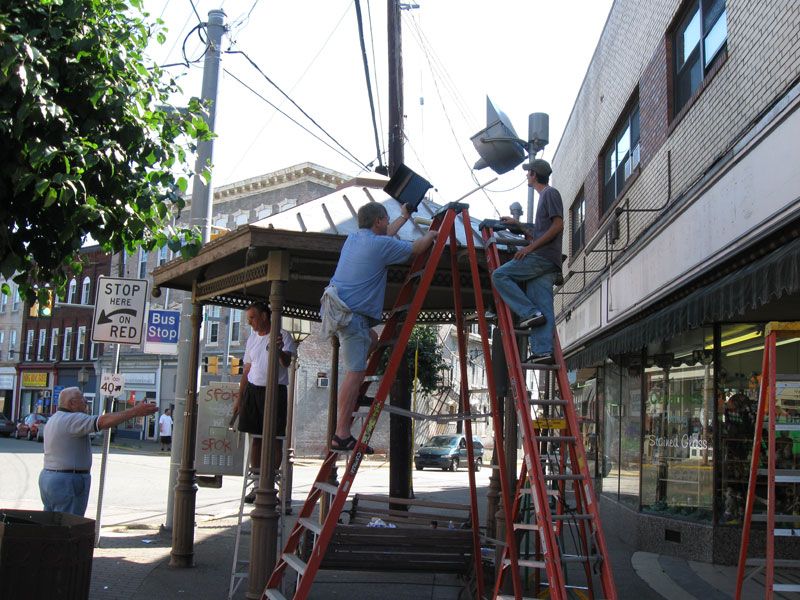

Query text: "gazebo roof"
[152, 179, 518, 323]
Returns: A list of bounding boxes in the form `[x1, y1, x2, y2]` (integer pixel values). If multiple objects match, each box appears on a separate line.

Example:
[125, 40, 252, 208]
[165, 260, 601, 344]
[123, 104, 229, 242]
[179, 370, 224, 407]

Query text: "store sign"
[122, 372, 156, 385]
[52, 385, 65, 406]
[92, 276, 148, 344]
[22, 372, 48, 388]
[143, 309, 180, 355]
[0, 374, 15, 389]
[195, 382, 244, 476]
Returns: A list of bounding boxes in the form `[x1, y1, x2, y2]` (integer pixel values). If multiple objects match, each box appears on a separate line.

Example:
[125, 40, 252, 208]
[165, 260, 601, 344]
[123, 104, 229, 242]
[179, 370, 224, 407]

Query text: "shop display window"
[571, 369, 607, 479]
[641, 328, 714, 521]
[718, 323, 800, 525]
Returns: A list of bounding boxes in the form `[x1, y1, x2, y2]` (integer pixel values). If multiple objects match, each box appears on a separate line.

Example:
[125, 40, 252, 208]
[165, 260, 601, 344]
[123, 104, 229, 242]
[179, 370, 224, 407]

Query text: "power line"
[227, 49, 368, 170]
[188, 0, 202, 25]
[224, 68, 367, 172]
[354, 0, 384, 171]
[365, 0, 385, 161]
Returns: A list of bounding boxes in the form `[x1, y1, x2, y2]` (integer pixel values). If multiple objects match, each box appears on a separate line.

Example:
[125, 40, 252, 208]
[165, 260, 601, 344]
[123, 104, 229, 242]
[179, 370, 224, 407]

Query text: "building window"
[207, 306, 220, 344]
[9, 330, 17, 358]
[570, 193, 586, 254]
[674, 0, 727, 114]
[37, 329, 47, 361]
[158, 246, 169, 266]
[81, 276, 91, 304]
[12, 287, 20, 311]
[230, 309, 241, 344]
[67, 278, 77, 304]
[138, 250, 149, 279]
[90, 341, 100, 360]
[0, 330, 4, 360]
[0, 291, 7, 313]
[25, 330, 34, 361]
[63, 327, 73, 361]
[602, 103, 640, 214]
[76, 326, 86, 360]
[50, 328, 60, 361]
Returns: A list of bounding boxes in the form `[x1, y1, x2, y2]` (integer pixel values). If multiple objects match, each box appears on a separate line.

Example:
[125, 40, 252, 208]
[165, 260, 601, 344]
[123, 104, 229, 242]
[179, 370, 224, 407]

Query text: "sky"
[148, 0, 614, 221]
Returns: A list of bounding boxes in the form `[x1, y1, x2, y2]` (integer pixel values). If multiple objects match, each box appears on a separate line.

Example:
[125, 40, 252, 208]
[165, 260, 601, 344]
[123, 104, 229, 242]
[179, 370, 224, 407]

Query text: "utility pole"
[167, 9, 226, 568]
[387, 0, 403, 175]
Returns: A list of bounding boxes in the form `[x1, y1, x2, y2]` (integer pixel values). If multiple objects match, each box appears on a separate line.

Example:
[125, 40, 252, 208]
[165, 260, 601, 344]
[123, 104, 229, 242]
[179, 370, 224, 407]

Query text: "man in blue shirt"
[326, 201, 436, 452]
[491, 159, 564, 365]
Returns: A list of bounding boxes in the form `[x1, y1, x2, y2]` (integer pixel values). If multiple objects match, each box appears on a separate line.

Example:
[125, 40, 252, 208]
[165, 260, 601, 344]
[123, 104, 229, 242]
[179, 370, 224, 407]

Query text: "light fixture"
[725, 336, 800, 358]
[282, 316, 311, 345]
[705, 330, 761, 350]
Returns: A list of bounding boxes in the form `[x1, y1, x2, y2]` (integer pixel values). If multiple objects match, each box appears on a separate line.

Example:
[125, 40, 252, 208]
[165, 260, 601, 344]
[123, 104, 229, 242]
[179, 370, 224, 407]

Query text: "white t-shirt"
[159, 413, 173, 436]
[244, 328, 296, 386]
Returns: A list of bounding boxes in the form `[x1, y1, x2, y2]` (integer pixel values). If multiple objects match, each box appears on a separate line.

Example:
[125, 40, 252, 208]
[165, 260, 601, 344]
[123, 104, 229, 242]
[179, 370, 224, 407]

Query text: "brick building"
[551, 0, 800, 562]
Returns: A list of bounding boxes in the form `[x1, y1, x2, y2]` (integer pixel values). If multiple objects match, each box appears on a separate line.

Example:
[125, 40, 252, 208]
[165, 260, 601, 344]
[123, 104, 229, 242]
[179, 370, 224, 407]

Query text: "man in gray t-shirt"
[491, 159, 564, 365]
[39, 386, 157, 516]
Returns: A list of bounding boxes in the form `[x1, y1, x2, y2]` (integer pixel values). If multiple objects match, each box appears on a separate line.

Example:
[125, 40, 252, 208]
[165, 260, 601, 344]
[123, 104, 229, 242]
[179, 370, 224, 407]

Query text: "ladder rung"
[282, 552, 308, 575]
[390, 304, 411, 316]
[775, 528, 800, 537]
[758, 469, 800, 483]
[408, 269, 425, 280]
[521, 362, 560, 371]
[497, 596, 537, 600]
[531, 398, 568, 406]
[264, 589, 288, 600]
[544, 474, 585, 481]
[747, 558, 800, 567]
[535, 436, 576, 443]
[562, 554, 596, 562]
[376, 338, 398, 348]
[364, 375, 382, 382]
[505, 558, 546, 569]
[776, 423, 800, 431]
[552, 514, 593, 521]
[522, 488, 561, 497]
[774, 584, 800, 592]
[298, 517, 322, 535]
[314, 481, 339, 496]
[513, 522, 541, 531]
[752, 514, 800, 523]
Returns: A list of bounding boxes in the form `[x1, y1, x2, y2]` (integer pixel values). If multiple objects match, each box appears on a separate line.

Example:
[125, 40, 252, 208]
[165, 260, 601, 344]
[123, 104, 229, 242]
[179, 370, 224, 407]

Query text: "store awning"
[566, 235, 800, 369]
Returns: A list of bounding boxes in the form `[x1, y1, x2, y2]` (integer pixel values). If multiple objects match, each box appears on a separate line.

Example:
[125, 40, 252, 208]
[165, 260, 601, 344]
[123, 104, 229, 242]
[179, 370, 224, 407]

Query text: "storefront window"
[601, 361, 621, 500]
[641, 346, 714, 521]
[717, 323, 800, 525]
[571, 368, 603, 479]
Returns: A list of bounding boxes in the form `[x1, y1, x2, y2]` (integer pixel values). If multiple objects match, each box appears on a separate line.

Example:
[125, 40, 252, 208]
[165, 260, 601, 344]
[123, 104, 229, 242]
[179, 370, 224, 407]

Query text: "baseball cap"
[523, 158, 552, 177]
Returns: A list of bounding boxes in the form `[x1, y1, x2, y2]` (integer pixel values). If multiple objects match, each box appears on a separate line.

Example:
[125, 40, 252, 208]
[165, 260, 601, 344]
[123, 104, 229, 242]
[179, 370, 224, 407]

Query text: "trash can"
[0, 510, 95, 600]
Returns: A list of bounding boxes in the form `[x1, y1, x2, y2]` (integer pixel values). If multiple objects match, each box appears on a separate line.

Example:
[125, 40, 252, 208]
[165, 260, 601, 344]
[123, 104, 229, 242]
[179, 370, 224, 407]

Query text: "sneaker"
[525, 352, 555, 366]
[519, 312, 546, 328]
[244, 490, 257, 504]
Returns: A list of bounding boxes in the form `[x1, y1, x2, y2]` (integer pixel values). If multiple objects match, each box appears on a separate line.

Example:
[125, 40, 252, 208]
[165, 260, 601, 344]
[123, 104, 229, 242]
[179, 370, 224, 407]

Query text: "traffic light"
[29, 289, 54, 318]
[229, 356, 242, 375]
[203, 355, 219, 374]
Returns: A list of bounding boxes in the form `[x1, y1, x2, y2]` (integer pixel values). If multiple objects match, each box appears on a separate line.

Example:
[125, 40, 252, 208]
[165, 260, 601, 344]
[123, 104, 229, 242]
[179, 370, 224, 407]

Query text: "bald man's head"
[58, 387, 86, 411]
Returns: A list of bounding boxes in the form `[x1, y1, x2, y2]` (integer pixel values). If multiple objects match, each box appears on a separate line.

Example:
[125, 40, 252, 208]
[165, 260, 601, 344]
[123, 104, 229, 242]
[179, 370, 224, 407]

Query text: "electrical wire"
[227, 49, 369, 170]
[354, 0, 384, 172]
[188, 0, 202, 25]
[365, 0, 385, 161]
[224, 68, 368, 172]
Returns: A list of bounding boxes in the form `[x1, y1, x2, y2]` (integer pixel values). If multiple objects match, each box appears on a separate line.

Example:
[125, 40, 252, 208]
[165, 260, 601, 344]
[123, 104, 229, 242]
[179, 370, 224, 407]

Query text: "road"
[0, 435, 494, 531]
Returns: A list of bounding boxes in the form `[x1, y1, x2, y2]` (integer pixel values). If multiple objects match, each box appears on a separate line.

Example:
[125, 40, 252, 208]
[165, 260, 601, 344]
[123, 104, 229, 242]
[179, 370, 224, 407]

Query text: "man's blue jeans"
[491, 253, 559, 354]
[39, 470, 91, 516]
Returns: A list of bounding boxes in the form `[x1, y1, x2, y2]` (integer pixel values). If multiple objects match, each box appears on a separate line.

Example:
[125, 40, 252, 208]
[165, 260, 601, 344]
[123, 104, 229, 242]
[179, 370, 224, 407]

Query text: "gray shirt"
[531, 186, 564, 268]
[42, 410, 99, 471]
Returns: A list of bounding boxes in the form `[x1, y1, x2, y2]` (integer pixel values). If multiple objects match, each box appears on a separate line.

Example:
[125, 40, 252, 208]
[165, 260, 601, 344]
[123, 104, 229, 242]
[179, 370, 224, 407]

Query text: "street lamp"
[280, 317, 311, 515]
[77, 366, 89, 391]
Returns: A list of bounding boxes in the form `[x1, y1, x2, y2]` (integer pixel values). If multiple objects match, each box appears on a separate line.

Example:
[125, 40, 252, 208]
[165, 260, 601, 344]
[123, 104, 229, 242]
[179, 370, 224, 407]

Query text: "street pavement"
[1, 436, 774, 599]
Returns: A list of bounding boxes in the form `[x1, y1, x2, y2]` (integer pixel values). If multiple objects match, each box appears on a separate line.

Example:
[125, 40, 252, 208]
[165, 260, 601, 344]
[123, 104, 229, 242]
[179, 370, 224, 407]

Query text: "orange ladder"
[261, 202, 514, 599]
[735, 322, 800, 599]
[479, 219, 618, 600]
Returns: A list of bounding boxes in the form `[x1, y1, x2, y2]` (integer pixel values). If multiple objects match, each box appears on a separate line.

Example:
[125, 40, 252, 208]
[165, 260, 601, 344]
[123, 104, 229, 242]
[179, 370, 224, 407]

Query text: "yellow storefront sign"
[532, 417, 566, 429]
[22, 372, 48, 388]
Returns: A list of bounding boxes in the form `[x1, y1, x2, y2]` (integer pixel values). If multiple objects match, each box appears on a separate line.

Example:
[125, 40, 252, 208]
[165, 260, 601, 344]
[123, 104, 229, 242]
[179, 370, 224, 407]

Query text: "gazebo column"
[320, 336, 339, 522]
[247, 251, 288, 599]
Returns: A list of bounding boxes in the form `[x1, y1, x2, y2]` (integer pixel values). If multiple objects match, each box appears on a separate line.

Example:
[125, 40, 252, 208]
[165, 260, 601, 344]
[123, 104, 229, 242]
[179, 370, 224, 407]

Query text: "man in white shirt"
[39, 387, 157, 516]
[159, 408, 173, 451]
[233, 302, 295, 502]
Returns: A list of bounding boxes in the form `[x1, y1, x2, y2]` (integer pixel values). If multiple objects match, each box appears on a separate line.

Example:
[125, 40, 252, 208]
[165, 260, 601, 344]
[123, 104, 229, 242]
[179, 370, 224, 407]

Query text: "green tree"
[379, 325, 447, 395]
[0, 0, 211, 302]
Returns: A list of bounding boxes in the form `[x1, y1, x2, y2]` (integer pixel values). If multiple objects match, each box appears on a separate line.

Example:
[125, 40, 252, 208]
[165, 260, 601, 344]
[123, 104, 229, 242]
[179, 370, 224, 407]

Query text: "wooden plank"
[354, 493, 471, 512]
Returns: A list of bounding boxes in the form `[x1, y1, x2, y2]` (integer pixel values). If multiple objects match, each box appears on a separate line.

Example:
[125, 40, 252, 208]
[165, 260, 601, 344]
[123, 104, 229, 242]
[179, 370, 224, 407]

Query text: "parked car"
[415, 434, 484, 472]
[0, 414, 16, 437]
[13, 413, 48, 441]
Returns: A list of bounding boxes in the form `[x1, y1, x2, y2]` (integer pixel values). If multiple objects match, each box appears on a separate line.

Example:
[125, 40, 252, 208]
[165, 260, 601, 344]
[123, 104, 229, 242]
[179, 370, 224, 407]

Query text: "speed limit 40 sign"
[99, 372, 125, 398]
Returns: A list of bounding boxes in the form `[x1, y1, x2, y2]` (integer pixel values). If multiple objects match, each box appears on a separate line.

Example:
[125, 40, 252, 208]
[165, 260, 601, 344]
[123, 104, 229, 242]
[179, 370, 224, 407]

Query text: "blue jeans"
[491, 253, 559, 354]
[39, 470, 91, 517]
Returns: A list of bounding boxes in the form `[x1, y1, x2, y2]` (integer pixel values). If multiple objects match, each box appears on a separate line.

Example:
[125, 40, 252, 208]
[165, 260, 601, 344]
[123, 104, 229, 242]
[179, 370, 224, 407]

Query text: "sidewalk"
[87, 502, 772, 600]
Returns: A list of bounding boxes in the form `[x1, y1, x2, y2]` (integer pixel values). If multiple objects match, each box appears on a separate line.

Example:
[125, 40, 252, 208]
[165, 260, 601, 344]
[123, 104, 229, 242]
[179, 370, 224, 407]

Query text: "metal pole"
[282, 353, 299, 515]
[320, 337, 339, 522]
[94, 343, 120, 547]
[165, 8, 225, 532]
[387, 0, 403, 175]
